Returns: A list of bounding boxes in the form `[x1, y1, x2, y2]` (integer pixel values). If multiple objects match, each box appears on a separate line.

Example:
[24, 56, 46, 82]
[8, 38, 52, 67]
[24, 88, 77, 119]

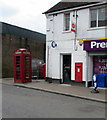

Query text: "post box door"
[75, 63, 83, 82]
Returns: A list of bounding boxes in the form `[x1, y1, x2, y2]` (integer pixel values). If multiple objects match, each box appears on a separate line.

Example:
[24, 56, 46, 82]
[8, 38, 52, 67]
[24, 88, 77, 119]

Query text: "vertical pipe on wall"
[74, 10, 78, 51]
[47, 46, 49, 78]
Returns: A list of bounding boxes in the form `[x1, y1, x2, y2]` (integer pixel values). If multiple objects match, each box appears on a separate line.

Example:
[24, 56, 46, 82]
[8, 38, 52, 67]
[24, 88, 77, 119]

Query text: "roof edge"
[43, 1, 106, 15]
[1, 21, 46, 36]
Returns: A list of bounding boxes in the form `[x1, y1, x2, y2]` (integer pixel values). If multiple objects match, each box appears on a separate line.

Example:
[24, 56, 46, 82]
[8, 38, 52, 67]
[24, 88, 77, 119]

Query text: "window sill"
[62, 30, 72, 33]
[87, 26, 107, 31]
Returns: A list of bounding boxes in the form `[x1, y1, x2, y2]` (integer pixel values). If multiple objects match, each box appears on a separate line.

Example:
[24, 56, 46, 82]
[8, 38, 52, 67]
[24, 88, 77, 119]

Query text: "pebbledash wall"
[45, 2, 107, 87]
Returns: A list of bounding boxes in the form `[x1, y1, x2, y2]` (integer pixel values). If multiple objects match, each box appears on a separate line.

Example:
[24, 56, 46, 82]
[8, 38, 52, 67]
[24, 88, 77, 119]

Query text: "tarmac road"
[2, 84, 105, 118]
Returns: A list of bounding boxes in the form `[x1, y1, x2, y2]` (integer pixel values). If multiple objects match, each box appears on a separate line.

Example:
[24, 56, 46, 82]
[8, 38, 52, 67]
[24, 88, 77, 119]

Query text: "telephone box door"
[24, 55, 32, 82]
[75, 63, 83, 82]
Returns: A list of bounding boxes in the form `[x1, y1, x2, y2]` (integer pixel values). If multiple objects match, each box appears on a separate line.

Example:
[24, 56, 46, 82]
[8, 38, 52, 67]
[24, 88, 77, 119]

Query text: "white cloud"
[0, 0, 61, 34]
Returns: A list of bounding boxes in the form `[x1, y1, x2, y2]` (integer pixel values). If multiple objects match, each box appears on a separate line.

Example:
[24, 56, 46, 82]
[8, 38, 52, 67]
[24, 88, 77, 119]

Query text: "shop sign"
[84, 40, 107, 51]
[51, 41, 57, 48]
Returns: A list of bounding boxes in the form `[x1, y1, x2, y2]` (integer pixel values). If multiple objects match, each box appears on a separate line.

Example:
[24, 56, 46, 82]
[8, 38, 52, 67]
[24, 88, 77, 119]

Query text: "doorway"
[63, 55, 71, 84]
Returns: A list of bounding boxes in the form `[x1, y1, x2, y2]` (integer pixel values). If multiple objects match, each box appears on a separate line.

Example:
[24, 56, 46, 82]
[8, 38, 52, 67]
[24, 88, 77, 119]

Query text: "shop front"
[83, 39, 107, 87]
[93, 56, 107, 75]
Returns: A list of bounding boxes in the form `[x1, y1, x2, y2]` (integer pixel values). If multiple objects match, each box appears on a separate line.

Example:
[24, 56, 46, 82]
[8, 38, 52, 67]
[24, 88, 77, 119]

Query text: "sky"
[0, 0, 61, 34]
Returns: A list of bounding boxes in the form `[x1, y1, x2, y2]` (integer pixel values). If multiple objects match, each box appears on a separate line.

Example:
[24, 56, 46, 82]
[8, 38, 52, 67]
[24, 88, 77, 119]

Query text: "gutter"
[45, 1, 106, 15]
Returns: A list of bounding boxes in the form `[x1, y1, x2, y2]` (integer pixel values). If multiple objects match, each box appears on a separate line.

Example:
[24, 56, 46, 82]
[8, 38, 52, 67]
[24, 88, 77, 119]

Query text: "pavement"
[0, 78, 107, 103]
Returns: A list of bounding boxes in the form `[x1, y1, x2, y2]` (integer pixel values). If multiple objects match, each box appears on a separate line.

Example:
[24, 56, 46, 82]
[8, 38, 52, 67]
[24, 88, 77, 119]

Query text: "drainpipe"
[47, 46, 49, 80]
[74, 10, 78, 51]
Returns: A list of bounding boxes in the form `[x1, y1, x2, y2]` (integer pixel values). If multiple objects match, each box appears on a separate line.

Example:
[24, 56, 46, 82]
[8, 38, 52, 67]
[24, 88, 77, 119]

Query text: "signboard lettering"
[91, 41, 107, 49]
[84, 40, 107, 51]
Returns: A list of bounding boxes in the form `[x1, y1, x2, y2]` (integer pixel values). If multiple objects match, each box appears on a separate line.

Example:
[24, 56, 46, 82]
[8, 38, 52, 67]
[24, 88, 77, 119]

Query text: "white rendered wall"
[46, 6, 106, 81]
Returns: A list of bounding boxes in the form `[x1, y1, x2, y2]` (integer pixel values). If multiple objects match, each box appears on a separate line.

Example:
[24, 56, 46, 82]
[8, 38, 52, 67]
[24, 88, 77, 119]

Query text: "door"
[24, 55, 32, 81]
[63, 55, 71, 83]
[75, 63, 83, 82]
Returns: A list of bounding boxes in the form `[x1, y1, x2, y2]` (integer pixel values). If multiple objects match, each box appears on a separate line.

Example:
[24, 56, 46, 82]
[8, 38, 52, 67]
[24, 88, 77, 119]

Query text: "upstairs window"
[98, 7, 107, 27]
[64, 13, 70, 31]
[90, 6, 107, 28]
[90, 9, 97, 27]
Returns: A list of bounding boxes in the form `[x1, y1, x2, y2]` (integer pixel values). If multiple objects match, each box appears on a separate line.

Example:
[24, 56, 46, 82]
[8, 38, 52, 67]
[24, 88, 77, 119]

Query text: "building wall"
[46, 40, 87, 81]
[2, 33, 45, 77]
[47, 8, 105, 42]
[46, 6, 106, 82]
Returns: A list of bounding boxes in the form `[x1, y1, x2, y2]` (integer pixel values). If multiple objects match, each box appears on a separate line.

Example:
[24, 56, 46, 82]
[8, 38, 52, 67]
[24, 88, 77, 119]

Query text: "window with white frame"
[64, 13, 70, 31]
[90, 6, 107, 28]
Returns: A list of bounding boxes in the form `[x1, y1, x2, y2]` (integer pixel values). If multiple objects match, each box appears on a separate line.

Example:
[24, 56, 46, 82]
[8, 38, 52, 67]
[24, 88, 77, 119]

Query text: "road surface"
[2, 84, 105, 118]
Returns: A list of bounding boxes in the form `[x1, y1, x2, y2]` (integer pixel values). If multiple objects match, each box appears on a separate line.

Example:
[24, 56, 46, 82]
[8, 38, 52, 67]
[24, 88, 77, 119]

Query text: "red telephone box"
[75, 63, 83, 82]
[14, 49, 32, 83]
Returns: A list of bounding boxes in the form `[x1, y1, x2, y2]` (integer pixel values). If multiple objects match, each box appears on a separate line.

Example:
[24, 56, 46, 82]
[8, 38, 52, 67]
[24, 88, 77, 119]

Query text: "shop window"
[90, 6, 107, 28]
[64, 13, 70, 31]
[93, 56, 107, 74]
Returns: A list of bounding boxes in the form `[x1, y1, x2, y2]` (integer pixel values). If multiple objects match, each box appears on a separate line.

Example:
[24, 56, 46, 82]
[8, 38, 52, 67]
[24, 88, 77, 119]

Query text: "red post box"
[38, 63, 46, 79]
[43, 64, 46, 80]
[14, 49, 32, 83]
[75, 63, 83, 82]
